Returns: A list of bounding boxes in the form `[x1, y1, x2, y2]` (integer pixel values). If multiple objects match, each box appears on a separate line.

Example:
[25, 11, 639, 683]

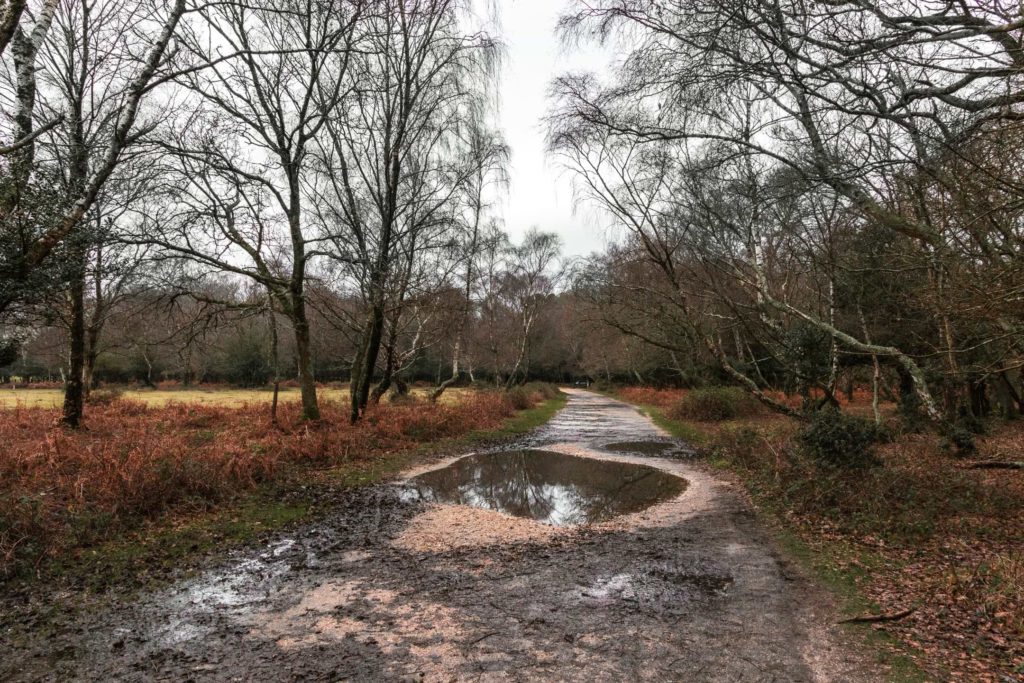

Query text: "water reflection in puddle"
[402, 450, 686, 526]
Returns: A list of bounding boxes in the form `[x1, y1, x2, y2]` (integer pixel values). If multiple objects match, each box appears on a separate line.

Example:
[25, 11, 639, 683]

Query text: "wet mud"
[602, 440, 694, 458]
[1, 390, 878, 682]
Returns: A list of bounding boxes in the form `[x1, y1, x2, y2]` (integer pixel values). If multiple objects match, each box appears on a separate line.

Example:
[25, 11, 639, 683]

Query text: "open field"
[0, 385, 471, 409]
[0, 384, 559, 582]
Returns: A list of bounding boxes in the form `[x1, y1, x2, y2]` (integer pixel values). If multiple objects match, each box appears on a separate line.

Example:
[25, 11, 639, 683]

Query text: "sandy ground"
[0, 389, 880, 681]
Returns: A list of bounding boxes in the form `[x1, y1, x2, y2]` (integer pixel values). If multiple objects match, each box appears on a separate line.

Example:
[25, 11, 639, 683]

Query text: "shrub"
[521, 381, 560, 401]
[218, 333, 271, 387]
[797, 409, 882, 469]
[942, 424, 977, 455]
[86, 387, 124, 406]
[505, 385, 534, 410]
[617, 386, 681, 409]
[503, 382, 560, 410]
[669, 386, 761, 422]
[386, 391, 417, 406]
[708, 426, 763, 470]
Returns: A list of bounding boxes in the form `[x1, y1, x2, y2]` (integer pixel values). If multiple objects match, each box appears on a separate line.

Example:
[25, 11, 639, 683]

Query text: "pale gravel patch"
[391, 503, 562, 552]
[255, 581, 469, 679]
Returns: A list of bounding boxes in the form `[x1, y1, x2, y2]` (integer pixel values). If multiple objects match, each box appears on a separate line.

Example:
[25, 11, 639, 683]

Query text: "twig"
[965, 460, 1024, 470]
[466, 631, 499, 646]
[838, 608, 916, 624]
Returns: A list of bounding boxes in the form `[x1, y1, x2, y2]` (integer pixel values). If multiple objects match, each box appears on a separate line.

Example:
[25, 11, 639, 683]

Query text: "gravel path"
[2, 389, 879, 681]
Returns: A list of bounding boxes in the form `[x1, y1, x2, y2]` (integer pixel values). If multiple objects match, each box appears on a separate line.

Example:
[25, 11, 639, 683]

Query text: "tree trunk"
[369, 343, 395, 405]
[83, 345, 98, 396]
[291, 307, 319, 421]
[763, 293, 947, 429]
[430, 340, 460, 402]
[182, 340, 193, 386]
[350, 301, 384, 423]
[268, 304, 280, 424]
[505, 320, 532, 389]
[61, 266, 86, 427]
[704, 335, 805, 420]
[858, 307, 883, 425]
[141, 350, 155, 387]
[1001, 371, 1024, 416]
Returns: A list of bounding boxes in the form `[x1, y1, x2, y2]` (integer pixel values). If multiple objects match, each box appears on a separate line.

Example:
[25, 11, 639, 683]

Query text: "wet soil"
[602, 440, 694, 458]
[1, 389, 878, 681]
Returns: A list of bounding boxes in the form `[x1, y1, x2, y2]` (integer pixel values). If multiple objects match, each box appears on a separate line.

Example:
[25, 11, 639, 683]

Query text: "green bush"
[218, 332, 271, 387]
[797, 410, 882, 469]
[669, 386, 761, 422]
[941, 424, 977, 455]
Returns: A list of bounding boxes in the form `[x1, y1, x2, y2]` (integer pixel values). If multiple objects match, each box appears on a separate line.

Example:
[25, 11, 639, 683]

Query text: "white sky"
[494, 0, 614, 257]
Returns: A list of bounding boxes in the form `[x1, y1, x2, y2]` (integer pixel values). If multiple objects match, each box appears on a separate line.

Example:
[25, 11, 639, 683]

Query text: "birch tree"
[146, 0, 364, 420]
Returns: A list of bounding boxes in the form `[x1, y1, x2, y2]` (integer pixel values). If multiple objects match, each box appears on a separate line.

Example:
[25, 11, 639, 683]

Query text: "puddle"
[603, 441, 675, 456]
[401, 450, 686, 526]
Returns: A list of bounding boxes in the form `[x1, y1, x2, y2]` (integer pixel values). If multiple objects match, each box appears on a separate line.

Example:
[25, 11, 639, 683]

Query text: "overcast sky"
[494, 0, 614, 257]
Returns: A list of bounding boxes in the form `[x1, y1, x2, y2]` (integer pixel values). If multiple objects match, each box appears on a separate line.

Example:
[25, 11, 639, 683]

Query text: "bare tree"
[430, 124, 508, 401]
[0, 0, 186, 327]
[146, 0, 364, 420]
[312, 0, 500, 422]
[0, 0, 187, 425]
[549, 0, 1024, 436]
[501, 229, 562, 387]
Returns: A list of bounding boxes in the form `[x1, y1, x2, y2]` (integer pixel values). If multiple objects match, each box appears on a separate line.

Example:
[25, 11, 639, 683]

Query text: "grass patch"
[0, 385, 473, 409]
[476, 389, 568, 438]
[46, 492, 311, 594]
[637, 404, 705, 444]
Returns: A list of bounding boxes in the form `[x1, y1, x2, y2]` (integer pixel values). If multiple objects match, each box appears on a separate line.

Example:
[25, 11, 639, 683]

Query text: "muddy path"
[2, 389, 878, 681]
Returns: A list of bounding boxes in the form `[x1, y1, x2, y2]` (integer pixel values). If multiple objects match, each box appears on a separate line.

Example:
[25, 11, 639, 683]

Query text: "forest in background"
[2, 0, 1024, 448]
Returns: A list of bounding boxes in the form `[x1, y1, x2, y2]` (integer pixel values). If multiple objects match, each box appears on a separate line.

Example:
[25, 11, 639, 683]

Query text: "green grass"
[635, 404, 705, 444]
[474, 390, 568, 439]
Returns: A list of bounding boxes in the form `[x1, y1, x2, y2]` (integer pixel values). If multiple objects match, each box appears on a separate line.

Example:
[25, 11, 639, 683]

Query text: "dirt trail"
[2, 389, 879, 681]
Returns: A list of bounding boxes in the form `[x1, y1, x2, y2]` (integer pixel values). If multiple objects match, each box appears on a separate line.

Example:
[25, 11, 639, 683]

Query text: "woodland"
[1, 0, 1023, 680]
